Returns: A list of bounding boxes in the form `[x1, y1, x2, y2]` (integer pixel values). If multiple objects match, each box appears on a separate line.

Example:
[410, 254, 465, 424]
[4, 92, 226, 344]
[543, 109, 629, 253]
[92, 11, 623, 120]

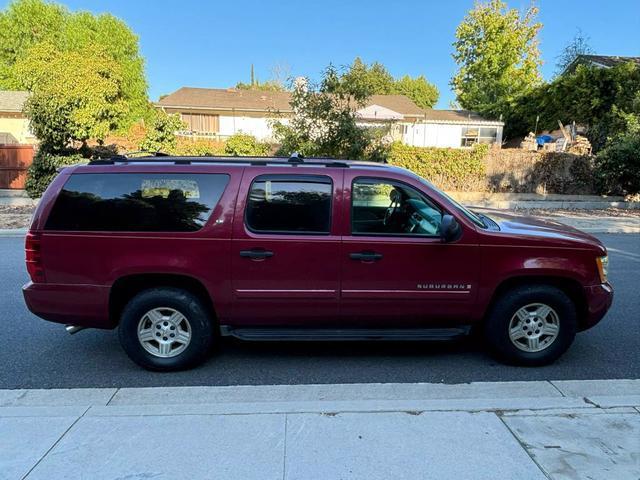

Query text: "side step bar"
[219, 326, 470, 342]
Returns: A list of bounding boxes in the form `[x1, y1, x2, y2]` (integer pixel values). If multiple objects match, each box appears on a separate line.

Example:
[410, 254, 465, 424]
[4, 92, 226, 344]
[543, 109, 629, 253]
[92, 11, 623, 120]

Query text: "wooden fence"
[0, 145, 35, 189]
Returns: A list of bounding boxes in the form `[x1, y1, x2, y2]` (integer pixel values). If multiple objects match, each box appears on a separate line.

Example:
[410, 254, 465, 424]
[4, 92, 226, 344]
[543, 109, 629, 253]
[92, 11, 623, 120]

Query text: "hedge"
[386, 142, 488, 191]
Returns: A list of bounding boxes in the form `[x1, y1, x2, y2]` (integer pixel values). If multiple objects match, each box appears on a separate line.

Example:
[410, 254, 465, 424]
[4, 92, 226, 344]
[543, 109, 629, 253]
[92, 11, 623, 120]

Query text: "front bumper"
[22, 281, 115, 329]
[580, 282, 614, 331]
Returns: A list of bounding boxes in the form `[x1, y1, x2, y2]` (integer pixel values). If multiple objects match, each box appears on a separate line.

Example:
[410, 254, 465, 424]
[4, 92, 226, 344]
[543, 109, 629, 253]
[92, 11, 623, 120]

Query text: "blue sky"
[5, 0, 640, 107]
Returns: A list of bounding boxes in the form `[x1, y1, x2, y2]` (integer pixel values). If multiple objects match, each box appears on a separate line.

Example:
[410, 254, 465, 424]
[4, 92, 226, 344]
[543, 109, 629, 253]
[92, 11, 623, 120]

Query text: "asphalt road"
[1, 234, 638, 389]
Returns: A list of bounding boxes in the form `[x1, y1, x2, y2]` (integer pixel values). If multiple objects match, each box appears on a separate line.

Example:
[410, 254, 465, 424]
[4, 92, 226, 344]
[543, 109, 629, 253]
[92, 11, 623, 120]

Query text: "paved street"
[0, 234, 638, 389]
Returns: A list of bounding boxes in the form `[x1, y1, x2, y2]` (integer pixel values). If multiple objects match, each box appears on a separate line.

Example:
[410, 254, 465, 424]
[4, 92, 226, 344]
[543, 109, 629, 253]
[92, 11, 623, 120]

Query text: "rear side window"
[45, 173, 229, 232]
[245, 175, 332, 234]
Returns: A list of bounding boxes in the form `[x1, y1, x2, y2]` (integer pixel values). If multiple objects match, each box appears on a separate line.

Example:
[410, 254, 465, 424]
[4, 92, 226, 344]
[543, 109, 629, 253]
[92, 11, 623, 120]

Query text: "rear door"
[230, 168, 343, 326]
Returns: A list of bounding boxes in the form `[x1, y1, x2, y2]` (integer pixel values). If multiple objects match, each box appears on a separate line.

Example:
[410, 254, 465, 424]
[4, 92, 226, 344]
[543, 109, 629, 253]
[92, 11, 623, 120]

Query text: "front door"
[231, 168, 343, 326]
[340, 173, 480, 327]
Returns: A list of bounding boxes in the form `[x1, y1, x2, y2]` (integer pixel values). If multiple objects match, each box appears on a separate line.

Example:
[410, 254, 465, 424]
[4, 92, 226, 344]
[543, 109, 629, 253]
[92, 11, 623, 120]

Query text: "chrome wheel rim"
[137, 307, 191, 358]
[508, 303, 560, 353]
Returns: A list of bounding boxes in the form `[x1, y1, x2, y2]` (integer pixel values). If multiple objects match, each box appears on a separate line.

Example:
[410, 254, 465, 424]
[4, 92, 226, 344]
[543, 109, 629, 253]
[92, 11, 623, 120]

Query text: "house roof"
[422, 109, 503, 125]
[366, 95, 425, 116]
[158, 87, 292, 112]
[564, 55, 640, 74]
[0, 91, 29, 112]
[157, 87, 502, 124]
[158, 88, 427, 117]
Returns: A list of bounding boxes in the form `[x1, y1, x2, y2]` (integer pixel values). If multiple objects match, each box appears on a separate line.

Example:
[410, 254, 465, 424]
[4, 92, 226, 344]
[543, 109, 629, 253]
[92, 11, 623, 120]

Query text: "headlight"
[596, 255, 609, 283]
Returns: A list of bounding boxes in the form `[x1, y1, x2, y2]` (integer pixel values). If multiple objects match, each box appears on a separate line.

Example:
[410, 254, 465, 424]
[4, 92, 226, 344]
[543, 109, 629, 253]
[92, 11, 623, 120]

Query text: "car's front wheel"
[484, 285, 577, 366]
[118, 288, 214, 371]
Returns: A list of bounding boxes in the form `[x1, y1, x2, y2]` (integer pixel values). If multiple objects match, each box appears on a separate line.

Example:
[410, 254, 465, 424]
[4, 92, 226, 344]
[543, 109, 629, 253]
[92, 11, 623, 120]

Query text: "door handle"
[350, 251, 383, 262]
[240, 249, 274, 260]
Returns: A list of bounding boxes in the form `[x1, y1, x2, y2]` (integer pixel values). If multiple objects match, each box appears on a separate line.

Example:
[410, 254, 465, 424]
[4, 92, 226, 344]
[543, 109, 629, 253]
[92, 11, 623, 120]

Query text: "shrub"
[171, 137, 225, 156]
[139, 110, 185, 153]
[595, 132, 640, 195]
[224, 133, 270, 156]
[25, 149, 85, 198]
[387, 142, 488, 191]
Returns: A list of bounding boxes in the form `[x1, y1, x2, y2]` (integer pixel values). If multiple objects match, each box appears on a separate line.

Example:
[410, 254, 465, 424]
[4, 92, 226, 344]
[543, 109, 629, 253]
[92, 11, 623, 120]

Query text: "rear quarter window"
[45, 173, 229, 232]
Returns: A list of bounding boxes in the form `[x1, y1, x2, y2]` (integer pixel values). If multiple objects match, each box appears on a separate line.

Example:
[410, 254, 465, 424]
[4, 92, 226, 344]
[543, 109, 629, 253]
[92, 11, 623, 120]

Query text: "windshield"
[407, 172, 487, 229]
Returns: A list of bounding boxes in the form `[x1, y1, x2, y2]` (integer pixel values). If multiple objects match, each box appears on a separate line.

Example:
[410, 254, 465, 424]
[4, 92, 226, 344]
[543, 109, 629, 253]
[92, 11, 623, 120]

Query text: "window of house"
[351, 178, 442, 236]
[461, 126, 498, 146]
[45, 173, 229, 232]
[245, 175, 332, 234]
[180, 113, 220, 134]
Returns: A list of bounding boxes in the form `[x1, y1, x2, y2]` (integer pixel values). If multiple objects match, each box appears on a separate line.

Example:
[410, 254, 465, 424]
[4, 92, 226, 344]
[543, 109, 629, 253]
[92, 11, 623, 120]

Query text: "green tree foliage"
[393, 75, 439, 109]
[342, 57, 394, 94]
[139, 110, 185, 153]
[0, 0, 148, 126]
[342, 57, 439, 108]
[236, 79, 286, 92]
[451, 0, 542, 117]
[236, 63, 287, 92]
[14, 42, 127, 150]
[594, 116, 640, 195]
[273, 66, 387, 161]
[504, 62, 640, 150]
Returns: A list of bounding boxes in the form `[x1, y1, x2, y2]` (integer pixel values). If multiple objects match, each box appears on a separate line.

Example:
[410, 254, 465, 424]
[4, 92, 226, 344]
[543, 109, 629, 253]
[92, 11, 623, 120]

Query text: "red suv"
[23, 154, 613, 371]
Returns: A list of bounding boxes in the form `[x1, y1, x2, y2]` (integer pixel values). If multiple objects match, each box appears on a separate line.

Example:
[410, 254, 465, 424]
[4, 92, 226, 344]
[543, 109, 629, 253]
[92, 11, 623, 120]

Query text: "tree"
[555, 30, 593, 75]
[341, 57, 439, 108]
[0, 0, 148, 126]
[13, 42, 127, 151]
[341, 57, 394, 95]
[272, 66, 387, 161]
[0, 0, 66, 86]
[236, 63, 287, 92]
[503, 61, 640, 150]
[393, 75, 439, 109]
[451, 0, 542, 117]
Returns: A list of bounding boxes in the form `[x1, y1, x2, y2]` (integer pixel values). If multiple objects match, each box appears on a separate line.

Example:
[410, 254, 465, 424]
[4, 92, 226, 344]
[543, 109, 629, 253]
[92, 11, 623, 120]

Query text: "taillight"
[25, 232, 45, 283]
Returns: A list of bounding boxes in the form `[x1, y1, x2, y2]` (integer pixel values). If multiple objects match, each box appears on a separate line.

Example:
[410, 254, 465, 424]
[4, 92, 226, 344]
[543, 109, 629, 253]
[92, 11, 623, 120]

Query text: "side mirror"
[440, 214, 461, 243]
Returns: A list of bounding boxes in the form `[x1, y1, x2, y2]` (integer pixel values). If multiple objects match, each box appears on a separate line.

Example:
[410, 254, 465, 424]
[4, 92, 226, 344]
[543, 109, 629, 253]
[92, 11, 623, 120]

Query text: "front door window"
[352, 179, 442, 236]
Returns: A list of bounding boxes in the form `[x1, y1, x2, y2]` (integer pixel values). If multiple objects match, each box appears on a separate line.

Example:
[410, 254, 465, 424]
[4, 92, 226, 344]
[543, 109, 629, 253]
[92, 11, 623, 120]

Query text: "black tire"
[118, 287, 214, 371]
[484, 285, 577, 366]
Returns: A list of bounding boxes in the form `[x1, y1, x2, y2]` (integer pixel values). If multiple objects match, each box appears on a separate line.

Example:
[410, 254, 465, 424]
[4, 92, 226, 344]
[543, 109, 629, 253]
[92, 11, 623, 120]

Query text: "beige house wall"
[0, 113, 37, 145]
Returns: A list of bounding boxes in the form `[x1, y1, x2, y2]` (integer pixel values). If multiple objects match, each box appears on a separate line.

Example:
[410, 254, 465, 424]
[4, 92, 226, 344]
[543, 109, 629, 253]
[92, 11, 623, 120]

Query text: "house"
[156, 87, 503, 149]
[0, 91, 37, 145]
[563, 54, 640, 75]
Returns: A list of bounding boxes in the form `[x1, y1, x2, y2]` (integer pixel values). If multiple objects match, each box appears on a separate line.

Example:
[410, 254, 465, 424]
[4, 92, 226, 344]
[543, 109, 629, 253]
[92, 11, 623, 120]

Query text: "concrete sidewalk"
[1, 380, 638, 480]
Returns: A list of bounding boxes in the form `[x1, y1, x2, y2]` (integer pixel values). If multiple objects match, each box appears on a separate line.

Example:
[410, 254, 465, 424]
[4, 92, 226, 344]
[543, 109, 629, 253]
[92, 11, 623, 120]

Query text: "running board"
[219, 326, 470, 342]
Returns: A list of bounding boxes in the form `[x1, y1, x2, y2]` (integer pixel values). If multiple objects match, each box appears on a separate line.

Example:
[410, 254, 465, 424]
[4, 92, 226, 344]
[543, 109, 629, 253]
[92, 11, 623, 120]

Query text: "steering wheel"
[383, 189, 401, 226]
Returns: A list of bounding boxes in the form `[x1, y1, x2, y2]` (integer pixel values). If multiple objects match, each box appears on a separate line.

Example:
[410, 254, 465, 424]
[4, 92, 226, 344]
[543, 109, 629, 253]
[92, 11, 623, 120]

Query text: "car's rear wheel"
[484, 285, 577, 366]
[118, 288, 214, 371]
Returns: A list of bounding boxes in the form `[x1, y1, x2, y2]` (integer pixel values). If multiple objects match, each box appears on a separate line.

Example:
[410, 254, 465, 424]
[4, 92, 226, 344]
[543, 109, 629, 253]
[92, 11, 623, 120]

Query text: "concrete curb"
[1, 379, 638, 411]
[0, 228, 28, 236]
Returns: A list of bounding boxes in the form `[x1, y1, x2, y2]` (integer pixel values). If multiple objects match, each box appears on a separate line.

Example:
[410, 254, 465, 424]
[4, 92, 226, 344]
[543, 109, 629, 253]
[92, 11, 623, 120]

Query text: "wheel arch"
[109, 273, 217, 326]
[483, 275, 588, 328]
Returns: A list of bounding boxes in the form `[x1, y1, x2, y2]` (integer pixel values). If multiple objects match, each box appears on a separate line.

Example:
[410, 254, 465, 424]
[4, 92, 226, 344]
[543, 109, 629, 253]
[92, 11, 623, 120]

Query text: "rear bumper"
[580, 282, 614, 331]
[22, 281, 115, 329]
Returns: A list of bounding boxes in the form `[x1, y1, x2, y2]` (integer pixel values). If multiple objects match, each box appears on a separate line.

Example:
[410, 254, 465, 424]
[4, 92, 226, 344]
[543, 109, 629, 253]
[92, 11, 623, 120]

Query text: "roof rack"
[88, 152, 354, 168]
